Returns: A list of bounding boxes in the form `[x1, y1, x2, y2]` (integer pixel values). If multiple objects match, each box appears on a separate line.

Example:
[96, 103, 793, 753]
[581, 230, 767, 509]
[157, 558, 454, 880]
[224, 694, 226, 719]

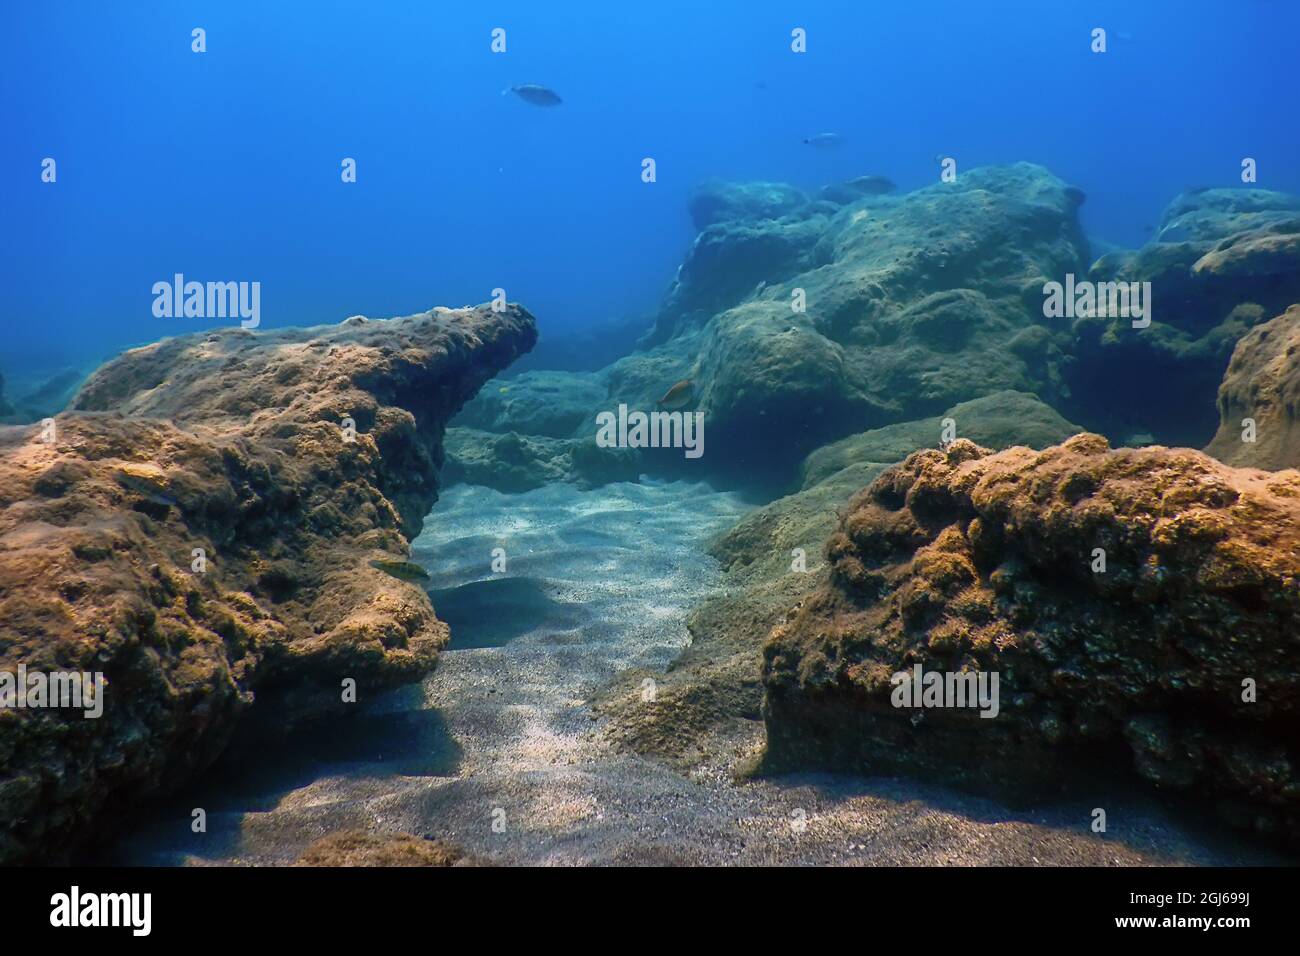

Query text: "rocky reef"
[0, 303, 535, 863]
[619, 163, 1086, 481]
[454, 164, 1093, 490]
[447, 170, 1300, 495]
[1072, 189, 1300, 445]
[761, 434, 1300, 841]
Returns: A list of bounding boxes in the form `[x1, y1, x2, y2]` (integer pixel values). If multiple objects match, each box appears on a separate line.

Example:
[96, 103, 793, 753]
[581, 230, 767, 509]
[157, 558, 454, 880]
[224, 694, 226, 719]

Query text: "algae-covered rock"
[1068, 188, 1300, 445]
[597, 392, 1079, 768]
[620, 164, 1086, 482]
[452, 369, 607, 439]
[761, 434, 1300, 842]
[1205, 304, 1300, 470]
[818, 174, 896, 205]
[443, 426, 640, 492]
[0, 302, 536, 863]
[687, 179, 809, 231]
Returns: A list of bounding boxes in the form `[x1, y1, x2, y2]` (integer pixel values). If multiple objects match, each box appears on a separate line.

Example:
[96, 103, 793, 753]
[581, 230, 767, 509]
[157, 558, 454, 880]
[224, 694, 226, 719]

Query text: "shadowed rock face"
[1071, 189, 1300, 446]
[0, 304, 536, 863]
[1206, 304, 1300, 470]
[762, 434, 1300, 842]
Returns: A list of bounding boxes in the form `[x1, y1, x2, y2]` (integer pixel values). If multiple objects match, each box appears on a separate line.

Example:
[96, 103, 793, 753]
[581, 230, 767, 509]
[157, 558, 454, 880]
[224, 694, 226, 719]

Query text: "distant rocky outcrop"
[454, 370, 607, 439]
[817, 174, 896, 205]
[761, 434, 1300, 841]
[608, 163, 1087, 482]
[443, 426, 639, 492]
[1205, 304, 1300, 470]
[0, 303, 536, 863]
[1071, 189, 1300, 445]
[687, 179, 809, 232]
[0, 367, 94, 426]
[449, 173, 1300, 492]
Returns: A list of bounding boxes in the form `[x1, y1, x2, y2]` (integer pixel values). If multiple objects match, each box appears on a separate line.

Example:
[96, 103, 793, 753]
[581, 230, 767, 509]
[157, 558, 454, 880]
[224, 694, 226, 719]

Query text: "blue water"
[4, 0, 1298, 369]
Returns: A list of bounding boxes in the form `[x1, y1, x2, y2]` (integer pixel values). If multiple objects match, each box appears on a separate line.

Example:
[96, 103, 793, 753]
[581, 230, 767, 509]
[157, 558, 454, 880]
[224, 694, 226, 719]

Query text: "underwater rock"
[660, 213, 828, 331]
[293, 829, 478, 866]
[452, 369, 607, 439]
[1205, 304, 1300, 469]
[508, 314, 653, 375]
[1067, 188, 1300, 446]
[818, 174, 896, 205]
[0, 302, 536, 863]
[583, 164, 1092, 483]
[597, 391, 1080, 767]
[761, 434, 1300, 842]
[695, 165, 1083, 479]
[1, 366, 98, 426]
[443, 426, 639, 492]
[687, 179, 809, 232]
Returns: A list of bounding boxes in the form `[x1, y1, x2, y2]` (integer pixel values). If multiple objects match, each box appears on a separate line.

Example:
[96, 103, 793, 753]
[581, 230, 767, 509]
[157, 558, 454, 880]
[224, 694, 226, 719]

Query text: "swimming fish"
[370, 559, 431, 582]
[803, 132, 844, 149]
[116, 469, 177, 508]
[656, 379, 695, 410]
[504, 84, 563, 106]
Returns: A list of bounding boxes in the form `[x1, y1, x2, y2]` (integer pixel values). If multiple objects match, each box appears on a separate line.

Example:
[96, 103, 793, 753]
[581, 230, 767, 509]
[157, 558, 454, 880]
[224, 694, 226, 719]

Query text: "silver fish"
[803, 132, 844, 148]
[504, 84, 563, 107]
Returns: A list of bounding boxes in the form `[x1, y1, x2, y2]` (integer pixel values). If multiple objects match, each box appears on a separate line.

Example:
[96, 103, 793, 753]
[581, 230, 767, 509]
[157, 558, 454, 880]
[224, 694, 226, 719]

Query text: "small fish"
[656, 379, 695, 410]
[503, 84, 562, 107]
[499, 386, 510, 393]
[803, 132, 844, 149]
[117, 470, 177, 508]
[370, 559, 431, 583]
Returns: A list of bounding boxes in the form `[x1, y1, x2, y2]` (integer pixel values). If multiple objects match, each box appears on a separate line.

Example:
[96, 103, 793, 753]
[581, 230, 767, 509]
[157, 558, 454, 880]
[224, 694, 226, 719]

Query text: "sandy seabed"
[112, 480, 1284, 866]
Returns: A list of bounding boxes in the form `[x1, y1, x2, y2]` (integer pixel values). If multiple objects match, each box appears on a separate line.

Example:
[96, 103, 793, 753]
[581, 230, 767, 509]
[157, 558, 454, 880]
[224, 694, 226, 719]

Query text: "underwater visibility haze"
[4, 0, 1300, 924]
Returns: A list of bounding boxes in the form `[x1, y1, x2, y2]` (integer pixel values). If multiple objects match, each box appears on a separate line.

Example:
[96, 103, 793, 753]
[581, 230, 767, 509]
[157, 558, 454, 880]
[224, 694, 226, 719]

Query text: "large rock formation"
[1070, 189, 1300, 445]
[0, 304, 535, 863]
[445, 175, 1300, 492]
[606, 163, 1087, 482]
[762, 434, 1300, 841]
[1205, 304, 1300, 470]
